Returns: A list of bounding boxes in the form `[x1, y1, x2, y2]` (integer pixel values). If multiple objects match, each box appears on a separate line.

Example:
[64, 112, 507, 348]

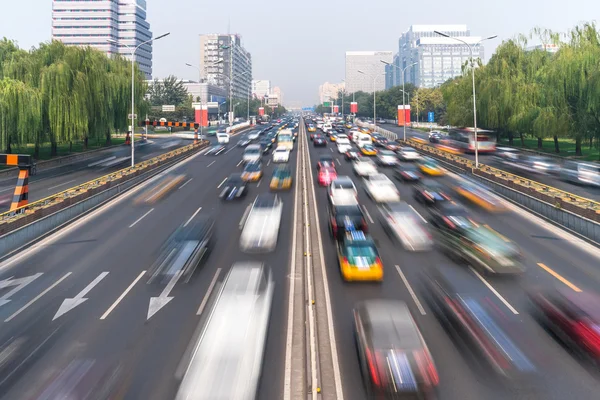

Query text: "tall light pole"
[108, 32, 170, 167]
[434, 31, 497, 168]
[381, 60, 417, 141]
[357, 70, 384, 125]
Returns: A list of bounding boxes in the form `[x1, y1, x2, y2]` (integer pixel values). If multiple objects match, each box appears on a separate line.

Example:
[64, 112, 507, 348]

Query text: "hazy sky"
[3, 0, 599, 106]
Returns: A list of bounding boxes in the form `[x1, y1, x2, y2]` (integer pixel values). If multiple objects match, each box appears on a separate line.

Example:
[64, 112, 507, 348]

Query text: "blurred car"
[424, 268, 536, 378]
[364, 173, 401, 203]
[372, 135, 389, 148]
[313, 135, 327, 147]
[219, 173, 248, 200]
[394, 163, 422, 182]
[318, 167, 338, 187]
[344, 149, 362, 161]
[413, 179, 452, 205]
[429, 132, 442, 143]
[376, 150, 398, 167]
[238, 135, 251, 147]
[270, 166, 293, 191]
[337, 142, 352, 154]
[453, 180, 507, 212]
[334, 127, 346, 134]
[135, 174, 186, 204]
[337, 230, 383, 281]
[360, 144, 377, 156]
[353, 158, 378, 177]
[345, 123, 353, 129]
[354, 300, 438, 397]
[242, 162, 263, 182]
[175, 262, 273, 400]
[522, 155, 561, 175]
[328, 176, 358, 204]
[397, 146, 421, 161]
[429, 203, 524, 274]
[330, 133, 338, 142]
[148, 216, 214, 283]
[308, 124, 317, 133]
[329, 202, 368, 240]
[247, 130, 261, 141]
[317, 156, 336, 171]
[379, 202, 432, 251]
[385, 142, 401, 152]
[529, 288, 600, 365]
[561, 161, 600, 187]
[375, 118, 386, 124]
[205, 144, 226, 156]
[272, 146, 290, 163]
[259, 137, 273, 153]
[243, 144, 262, 164]
[240, 194, 283, 253]
[417, 158, 446, 176]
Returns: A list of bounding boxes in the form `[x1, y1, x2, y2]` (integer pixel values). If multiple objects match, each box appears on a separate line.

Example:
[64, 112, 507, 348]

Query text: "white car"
[247, 130, 261, 140]
[337, 138, 352, 154]
[240, 194, 283, 253]
[363, 173, 400, 203]
[377, 150, 398, 166]
[272, 147, 290, 163]
[353, 158, 378, 177]
[379, 202, 432, 251]
[328, 176, 358, 204]
[217, 132, 230, 144]
[397, 146, 421, 161]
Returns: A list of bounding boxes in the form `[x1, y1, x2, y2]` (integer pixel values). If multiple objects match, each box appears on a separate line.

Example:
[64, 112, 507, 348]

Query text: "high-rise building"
[51, 0, 154, 79]
[399, 25, 483, 88]
[318, 82, 345, 104]
[385, 53, 402, 89]
[345, 51, 393, 93]
[272, 87, 283, 105]
[199, 34, 252, 100]
[252, 80, 271, 98]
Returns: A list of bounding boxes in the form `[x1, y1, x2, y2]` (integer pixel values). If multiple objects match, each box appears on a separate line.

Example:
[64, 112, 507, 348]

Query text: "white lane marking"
[207, 161, 216, 168]
[5, 272, 72, 322]
[395, 265, 426, 315]
[469, 266, 519, 314]
[0, 187, 14, 193]
[198, 147, 210, 155]
[0, 273, 43, 307]
[53, 271, 109, 320]
[224, 146, 237, 155]
[128, 208, 154, 228]
[329, 147, 333, 152]
[47, 179, 77, 191]
[184, 207, 202, 227]
[361, 205, 374, 224]
[236, 159, 244, 167]
[239, 203, 252, 230]
[196, 268, 222, 315]
[217, 177, 228, 188]
[88, 156, 116, 167]
[147, 269, 183, 320]
[257, 179, 262, 188]
[100, 270, 146, 320]
[409, 205, 427, 223]
[267, 159, 271, 167]
[178, 178, 193, 189]
[336, 158, 341, 165]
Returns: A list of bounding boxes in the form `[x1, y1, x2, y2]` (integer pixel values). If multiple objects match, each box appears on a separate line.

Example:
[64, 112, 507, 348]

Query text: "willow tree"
[0, 78, 42, 153]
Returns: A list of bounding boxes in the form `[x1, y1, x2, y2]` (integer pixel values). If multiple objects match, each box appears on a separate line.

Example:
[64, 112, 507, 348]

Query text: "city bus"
[277, 129, 294, 151]
[442, 128, 497, 153]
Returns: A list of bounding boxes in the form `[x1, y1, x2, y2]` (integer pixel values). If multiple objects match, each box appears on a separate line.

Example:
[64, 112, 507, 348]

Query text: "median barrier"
[0, 140, 209, 258]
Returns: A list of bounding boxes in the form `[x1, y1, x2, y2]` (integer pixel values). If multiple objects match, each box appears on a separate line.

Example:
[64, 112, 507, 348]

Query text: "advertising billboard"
[397, 105, 411, 126]
[194, 105, 208, 127]
[259, 107, 265, 116]
[350, 102, 358, 113]
[333, 105, 339, 113]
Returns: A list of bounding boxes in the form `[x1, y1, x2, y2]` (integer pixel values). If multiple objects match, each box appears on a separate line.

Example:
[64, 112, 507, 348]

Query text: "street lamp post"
[108, 32, 170, 167]
[357, 70, 384, 126]
[380, 60, 417, 141]
[433, 31, 497, 168]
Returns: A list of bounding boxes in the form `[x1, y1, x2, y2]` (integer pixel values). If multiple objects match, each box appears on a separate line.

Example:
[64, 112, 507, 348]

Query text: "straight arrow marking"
[0, 273, 43, 308]
[147, 270, 183, 320]
[53, 272, 109, 320]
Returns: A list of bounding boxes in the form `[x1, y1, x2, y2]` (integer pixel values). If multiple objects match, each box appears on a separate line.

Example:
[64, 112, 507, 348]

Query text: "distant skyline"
[3, 0, 598, 106]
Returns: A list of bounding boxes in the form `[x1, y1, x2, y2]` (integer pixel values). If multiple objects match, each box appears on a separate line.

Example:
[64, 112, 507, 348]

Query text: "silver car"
[379, 202, 432, 251]
[240, 194, 283, 253]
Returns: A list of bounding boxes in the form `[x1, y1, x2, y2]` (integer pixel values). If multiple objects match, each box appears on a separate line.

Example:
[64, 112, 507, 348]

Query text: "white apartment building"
[318, 82, 345, 104]
[52, 0, 154, 78]
[345, 51, 393, 93]
[252, 80, 271, 98]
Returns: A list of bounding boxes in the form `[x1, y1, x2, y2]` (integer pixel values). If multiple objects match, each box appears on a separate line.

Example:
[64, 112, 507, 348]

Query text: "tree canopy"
[146, 75, 189, 106]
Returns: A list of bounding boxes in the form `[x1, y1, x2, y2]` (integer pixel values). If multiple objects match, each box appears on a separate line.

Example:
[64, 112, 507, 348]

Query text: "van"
[217, 132, 230, 144]
[243, 144, 262, 164]
[356, 133, 373, 148]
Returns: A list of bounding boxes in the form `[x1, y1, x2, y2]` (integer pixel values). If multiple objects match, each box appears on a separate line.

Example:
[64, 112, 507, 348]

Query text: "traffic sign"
[162, 105, 176, 112]
[323, 102, 331, 107]
[428, 112, 434, 123]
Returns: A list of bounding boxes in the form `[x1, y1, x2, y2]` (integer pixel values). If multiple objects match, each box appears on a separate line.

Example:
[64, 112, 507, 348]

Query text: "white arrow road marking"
[147, 269, 183, 320]
[53, 272, 109, 320]
[0, 273, 43, 308]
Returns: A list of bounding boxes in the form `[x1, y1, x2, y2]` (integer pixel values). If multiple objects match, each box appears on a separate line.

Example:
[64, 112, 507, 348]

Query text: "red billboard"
[194, 106, 208, 127]
[397, 105, 411, 126]
[350, 102, 358, 113]
[333, 105, 339, 113]
[259, 107, 265, 116]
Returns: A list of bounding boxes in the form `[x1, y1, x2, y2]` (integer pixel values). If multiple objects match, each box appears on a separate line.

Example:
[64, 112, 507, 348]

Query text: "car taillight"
[374, 257, 382, 268]
[574, 320, 600, 356]
[361, 219, 368, 232]
[442, 217, 455, 229]
[331, 218, 338, 233]
[365, 348, 380, 386]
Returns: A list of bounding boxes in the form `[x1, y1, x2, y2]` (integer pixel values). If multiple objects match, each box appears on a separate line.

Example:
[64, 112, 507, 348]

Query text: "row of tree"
[0, 39, 148, 156]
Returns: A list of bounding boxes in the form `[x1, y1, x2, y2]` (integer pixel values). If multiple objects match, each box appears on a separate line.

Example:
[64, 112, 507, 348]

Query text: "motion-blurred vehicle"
[337, 142, 352, 154]
[385, 142, 401, 151]
[429, 132, 442, 143]
[219, 173, 248, 201]
[394, 163, 422, 182]
[337, 230, 383, 281]
[529, 288, 600, 365]
[270, 166, 293, 191]
[238, 136, 251, 147]
[243, 144, 262, 163]
[317, 156, 336, 170]
[495, 149, 560, 176]
[149, 216, 214, 283]
[364, 173, 400, 203]
[259, 137, 272, 153]
[561, 161, 600, 187]
[375, 118, 386, 124]
[353, 158, 378, 177]
[135, 174, 186, 204]
[329, 202, 368, 240]
[247, 130, 261, 141]
[206, 144, 226, 155]
[376, 150, 398, 167]
[329, 133, 338, 142]
[308, 124, 317, 133]
[345, 122, 353, 129]
[379, 202, 432, 251]
[272, 146, 290, 163]
[360, 144, 377, 156]
[175, 262, 273, 400]
[413, 179, 452, 205]
[417, 158, 446, 176]
[334, 126, 346, 134]
[217, 132, 230, 144]
[453, 179, 507, 212]
[424, 268, 536, 378]
[354, 300, 438, 398]
[372, 135, 389, 148]
[344, 149, 362, 161]
[242, 162, 263, 182]
[328, 176, 358, 204]
[397, 146, 421, 161]
[318, 166, 338, 187]
[240, 194, 283, 253]
[429, 203, 524, 274]
[313, 135, 327, 147]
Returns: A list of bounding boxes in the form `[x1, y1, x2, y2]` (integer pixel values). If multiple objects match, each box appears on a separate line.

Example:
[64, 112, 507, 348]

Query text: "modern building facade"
[345, 51, 393, 93]
[252, 80, 271, 98]
[52, 0, 154, 78]
[199, 34, 252, 100]
[318, 82, 345, 104]
[526, 43, 560, 53]
[272, 87, 283, 106]
[398, 25, 483, 88]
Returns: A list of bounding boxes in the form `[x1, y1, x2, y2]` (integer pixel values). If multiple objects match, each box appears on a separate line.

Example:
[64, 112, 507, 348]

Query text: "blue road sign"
[428, 112, 434, 123]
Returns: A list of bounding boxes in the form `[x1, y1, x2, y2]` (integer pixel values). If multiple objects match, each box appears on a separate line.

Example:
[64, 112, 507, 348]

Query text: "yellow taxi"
[345, 123, 352, 129]
[337, 230, 383, 282]
[360, 144, 377, 156]
[242, 162, 263, 182]
[330, 133, 338, 142]
[417, 158, 446, 176]
[307, 124, 316, 132]
[360, 127, 371, 134]
[454, 181, 507, 212]
[270, 166, 292, 190]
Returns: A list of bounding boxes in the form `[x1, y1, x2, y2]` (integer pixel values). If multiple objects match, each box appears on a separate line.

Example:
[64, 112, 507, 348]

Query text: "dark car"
[413, 179, 452, 205]
[313, 135, 327, 147]
[328, 203, 368, 240]
[317, 156, 335, 170]
[238, 136, 251, 147]
[429, 132, 442, 143]
[259, 138, 272, 153]
[394, 163, 422, 182]
[373, 136, 389, 148]
[344, 149, 361, 161]
[219, 173, 248, 201]
[354, 300, 439, 398]
[335, 127, 345, 133]
[205, 144, 226, 155]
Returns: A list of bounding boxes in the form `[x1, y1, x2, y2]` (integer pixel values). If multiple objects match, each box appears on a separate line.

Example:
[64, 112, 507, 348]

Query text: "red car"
[318, 167, 337, 186]
[317, 156, 336, 171]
